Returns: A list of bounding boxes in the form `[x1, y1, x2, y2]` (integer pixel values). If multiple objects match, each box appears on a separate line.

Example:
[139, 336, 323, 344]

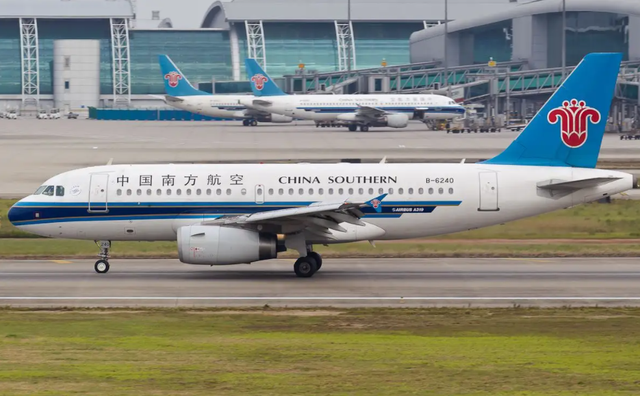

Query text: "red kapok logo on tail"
[164, 72, 182, 88]
[547, 99, 601, 149]
[251, 74, 268, 90]
[370, 198, 381, 209]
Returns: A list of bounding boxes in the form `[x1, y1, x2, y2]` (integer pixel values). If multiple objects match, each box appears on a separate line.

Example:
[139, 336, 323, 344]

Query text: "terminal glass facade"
[129, 30, 233, 94]
[0, 20, 20, 95]
[563, 12, 629, 66]
[354, 22, 422, 69]
[468, 21, 512, 64]
[262, 22, 337, 77]
[38, 19, 112, 95]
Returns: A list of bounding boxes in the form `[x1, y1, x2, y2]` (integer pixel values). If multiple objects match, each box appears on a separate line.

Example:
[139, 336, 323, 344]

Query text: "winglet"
[365, 193, 388, 213]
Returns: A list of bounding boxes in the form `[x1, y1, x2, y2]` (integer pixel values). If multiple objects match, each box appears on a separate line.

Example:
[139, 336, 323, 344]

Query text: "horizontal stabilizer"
[537, 177, 621, 191]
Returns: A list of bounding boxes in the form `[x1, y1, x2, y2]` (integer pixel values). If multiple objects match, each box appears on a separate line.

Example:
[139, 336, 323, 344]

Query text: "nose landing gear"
[94, 240, 111, 274]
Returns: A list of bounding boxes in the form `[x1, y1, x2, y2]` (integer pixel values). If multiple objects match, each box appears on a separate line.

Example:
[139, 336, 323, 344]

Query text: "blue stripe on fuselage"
[10, 200, 462, 225]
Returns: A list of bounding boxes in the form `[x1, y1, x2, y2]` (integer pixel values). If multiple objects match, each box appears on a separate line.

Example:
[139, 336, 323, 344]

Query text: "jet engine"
[256, 114, 293, 123]
[382, 113, 410, 128]
[177, 225, 279, 265]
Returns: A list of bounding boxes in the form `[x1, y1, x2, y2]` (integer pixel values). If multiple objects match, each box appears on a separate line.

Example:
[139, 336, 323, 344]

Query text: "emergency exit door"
[478, 172, 499, 211]
[88, 174, 109, 212]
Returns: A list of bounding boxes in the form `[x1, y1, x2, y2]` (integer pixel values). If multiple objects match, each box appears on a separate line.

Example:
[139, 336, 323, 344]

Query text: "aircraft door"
[255, 184, 265, 204]
[88, 173, 109, 212]
[478, 171, 499, 211]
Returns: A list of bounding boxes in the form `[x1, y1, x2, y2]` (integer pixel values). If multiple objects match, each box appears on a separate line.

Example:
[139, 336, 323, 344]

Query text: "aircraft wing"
[202, 194, 388, 238]
[355, 105, 387, 118]
[251, 99, 273, 107]
[164, 95, 185, 103]
[537, 177, 622, 191]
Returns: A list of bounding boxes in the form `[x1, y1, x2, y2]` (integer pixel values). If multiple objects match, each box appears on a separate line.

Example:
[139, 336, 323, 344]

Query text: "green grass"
[3, 199, 640, 240]
[0, 308, 639, 395]
[1, 238, 640, 259]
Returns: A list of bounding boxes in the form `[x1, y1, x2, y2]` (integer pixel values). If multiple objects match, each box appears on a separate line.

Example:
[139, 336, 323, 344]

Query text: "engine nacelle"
[256, 114, 293, 123]
[177, 225, 278, 265]
[383, 113, 410, 128]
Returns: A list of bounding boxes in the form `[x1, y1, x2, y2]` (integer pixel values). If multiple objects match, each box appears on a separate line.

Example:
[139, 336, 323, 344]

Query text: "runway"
[2, 258, 640, 308]
[2, 119, 640, 198]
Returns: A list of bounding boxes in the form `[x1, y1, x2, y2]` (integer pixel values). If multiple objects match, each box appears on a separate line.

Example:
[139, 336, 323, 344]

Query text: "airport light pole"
[561, 0, 566, 79]
[444, 0, 449, 94]
[347, 0, 352, 73]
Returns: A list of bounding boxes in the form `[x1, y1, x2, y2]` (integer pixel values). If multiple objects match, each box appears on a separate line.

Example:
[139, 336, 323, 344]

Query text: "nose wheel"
[94, 240, 111, 274]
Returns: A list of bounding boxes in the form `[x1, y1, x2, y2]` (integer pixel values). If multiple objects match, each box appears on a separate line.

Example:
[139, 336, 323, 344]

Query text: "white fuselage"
[9, 163, 633, 243]
[166, 95, 252, 119]
[240, 94, 466, 121]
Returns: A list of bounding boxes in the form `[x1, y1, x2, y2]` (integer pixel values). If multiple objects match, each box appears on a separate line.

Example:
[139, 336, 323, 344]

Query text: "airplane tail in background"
[245, 58, 287, 97]
[158, 55, 209, 97]
[482, 53, 622, 168]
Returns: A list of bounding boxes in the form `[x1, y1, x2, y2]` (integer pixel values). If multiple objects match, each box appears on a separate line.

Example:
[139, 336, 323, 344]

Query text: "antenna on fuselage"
[106, 158, 113, 166]
[460, 158, 466, 164]
[379, 156, 387, 164]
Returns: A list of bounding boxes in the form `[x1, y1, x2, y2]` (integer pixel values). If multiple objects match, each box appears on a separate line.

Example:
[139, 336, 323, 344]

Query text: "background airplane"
[157, 55, 293, 126]
[240, 58, 466, 132]
[8, 53, 632, 278]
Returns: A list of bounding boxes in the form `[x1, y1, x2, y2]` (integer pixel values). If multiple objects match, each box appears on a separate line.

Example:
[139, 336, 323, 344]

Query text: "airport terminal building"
[0, 0, 639, 112]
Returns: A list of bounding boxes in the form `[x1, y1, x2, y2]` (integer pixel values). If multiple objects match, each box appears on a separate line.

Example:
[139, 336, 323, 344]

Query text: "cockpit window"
[55, 186, 65, 197]
[42, 186, 55, 196]
[34, 186, 47, 195]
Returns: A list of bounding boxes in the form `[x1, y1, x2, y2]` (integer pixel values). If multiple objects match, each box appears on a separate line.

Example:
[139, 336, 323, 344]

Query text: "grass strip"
[0, 307, 639, 395]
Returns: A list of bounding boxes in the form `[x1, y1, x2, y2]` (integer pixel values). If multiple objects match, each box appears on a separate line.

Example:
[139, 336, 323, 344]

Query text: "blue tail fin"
[244, 58, 287, 97]
[158, 55, 209, 97]
[482, 53, 622, 168]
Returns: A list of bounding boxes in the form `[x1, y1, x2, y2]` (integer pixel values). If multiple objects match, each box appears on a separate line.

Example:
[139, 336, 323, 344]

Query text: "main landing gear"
[347, 124, 370, 132]
[94, 240, 111, 274]
[293, 250, 323, 278]
[242, 119, 258, 126]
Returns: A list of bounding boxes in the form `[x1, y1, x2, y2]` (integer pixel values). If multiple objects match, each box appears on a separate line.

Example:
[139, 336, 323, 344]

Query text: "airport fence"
[87, 107, 233, 121]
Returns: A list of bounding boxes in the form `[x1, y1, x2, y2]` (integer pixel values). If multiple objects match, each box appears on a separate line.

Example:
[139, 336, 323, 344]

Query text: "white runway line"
[1, 297, 640, 301]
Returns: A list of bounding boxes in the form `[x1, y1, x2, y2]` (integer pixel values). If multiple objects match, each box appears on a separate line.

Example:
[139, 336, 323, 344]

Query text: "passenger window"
[116, 189, 122, 196]
[196, 189, 201, 195]
[358, 188, 364, 195]
[206, 189, 211, 196]
[289, 188, 294, 195]
[256, 188, 262, 195]
[137, 189, 142, 196]
[156, 189, 162, 195]
[428, 188, 434, 195]
[338, 188, 344, 195]
[319, 188, 324, 195]
[241, 188, 247, 195]
[309, 188, 314, 195]
[126, 189, 132, 196]
[166, 189, 172, 196]
[408, 188, 414, 195]
[268, 188, 274, 195]
[176, 189, 181, 196]
[146, 189, 152, 195]
[328, 188, 334, 195]
[438, 188, 444, 195]
[226, 189, 231, 195]
[449, 188, 454, 194]
[398, 188, 404, 195]
[216, 189, 222, 196]
[368, 188, 373, 195]
[186, 189, 192, 196]
[279, 188, 284, 195]
[348, 188, 354, 195]
[378, 188, 384, 194]
[389, 188, 394, 194]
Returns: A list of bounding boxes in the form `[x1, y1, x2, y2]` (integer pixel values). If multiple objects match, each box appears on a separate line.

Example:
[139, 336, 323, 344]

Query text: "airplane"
[239, 58, 466, 132]
[157, 54, 293, 126]
[8, 53, 634, 278]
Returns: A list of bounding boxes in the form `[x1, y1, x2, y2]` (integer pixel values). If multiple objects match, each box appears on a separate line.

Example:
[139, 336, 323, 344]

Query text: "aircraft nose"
[7, 201, 19, 226]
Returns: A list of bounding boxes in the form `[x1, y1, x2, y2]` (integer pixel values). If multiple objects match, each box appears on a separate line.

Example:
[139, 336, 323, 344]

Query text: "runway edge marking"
[2, 297, 640, 301]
